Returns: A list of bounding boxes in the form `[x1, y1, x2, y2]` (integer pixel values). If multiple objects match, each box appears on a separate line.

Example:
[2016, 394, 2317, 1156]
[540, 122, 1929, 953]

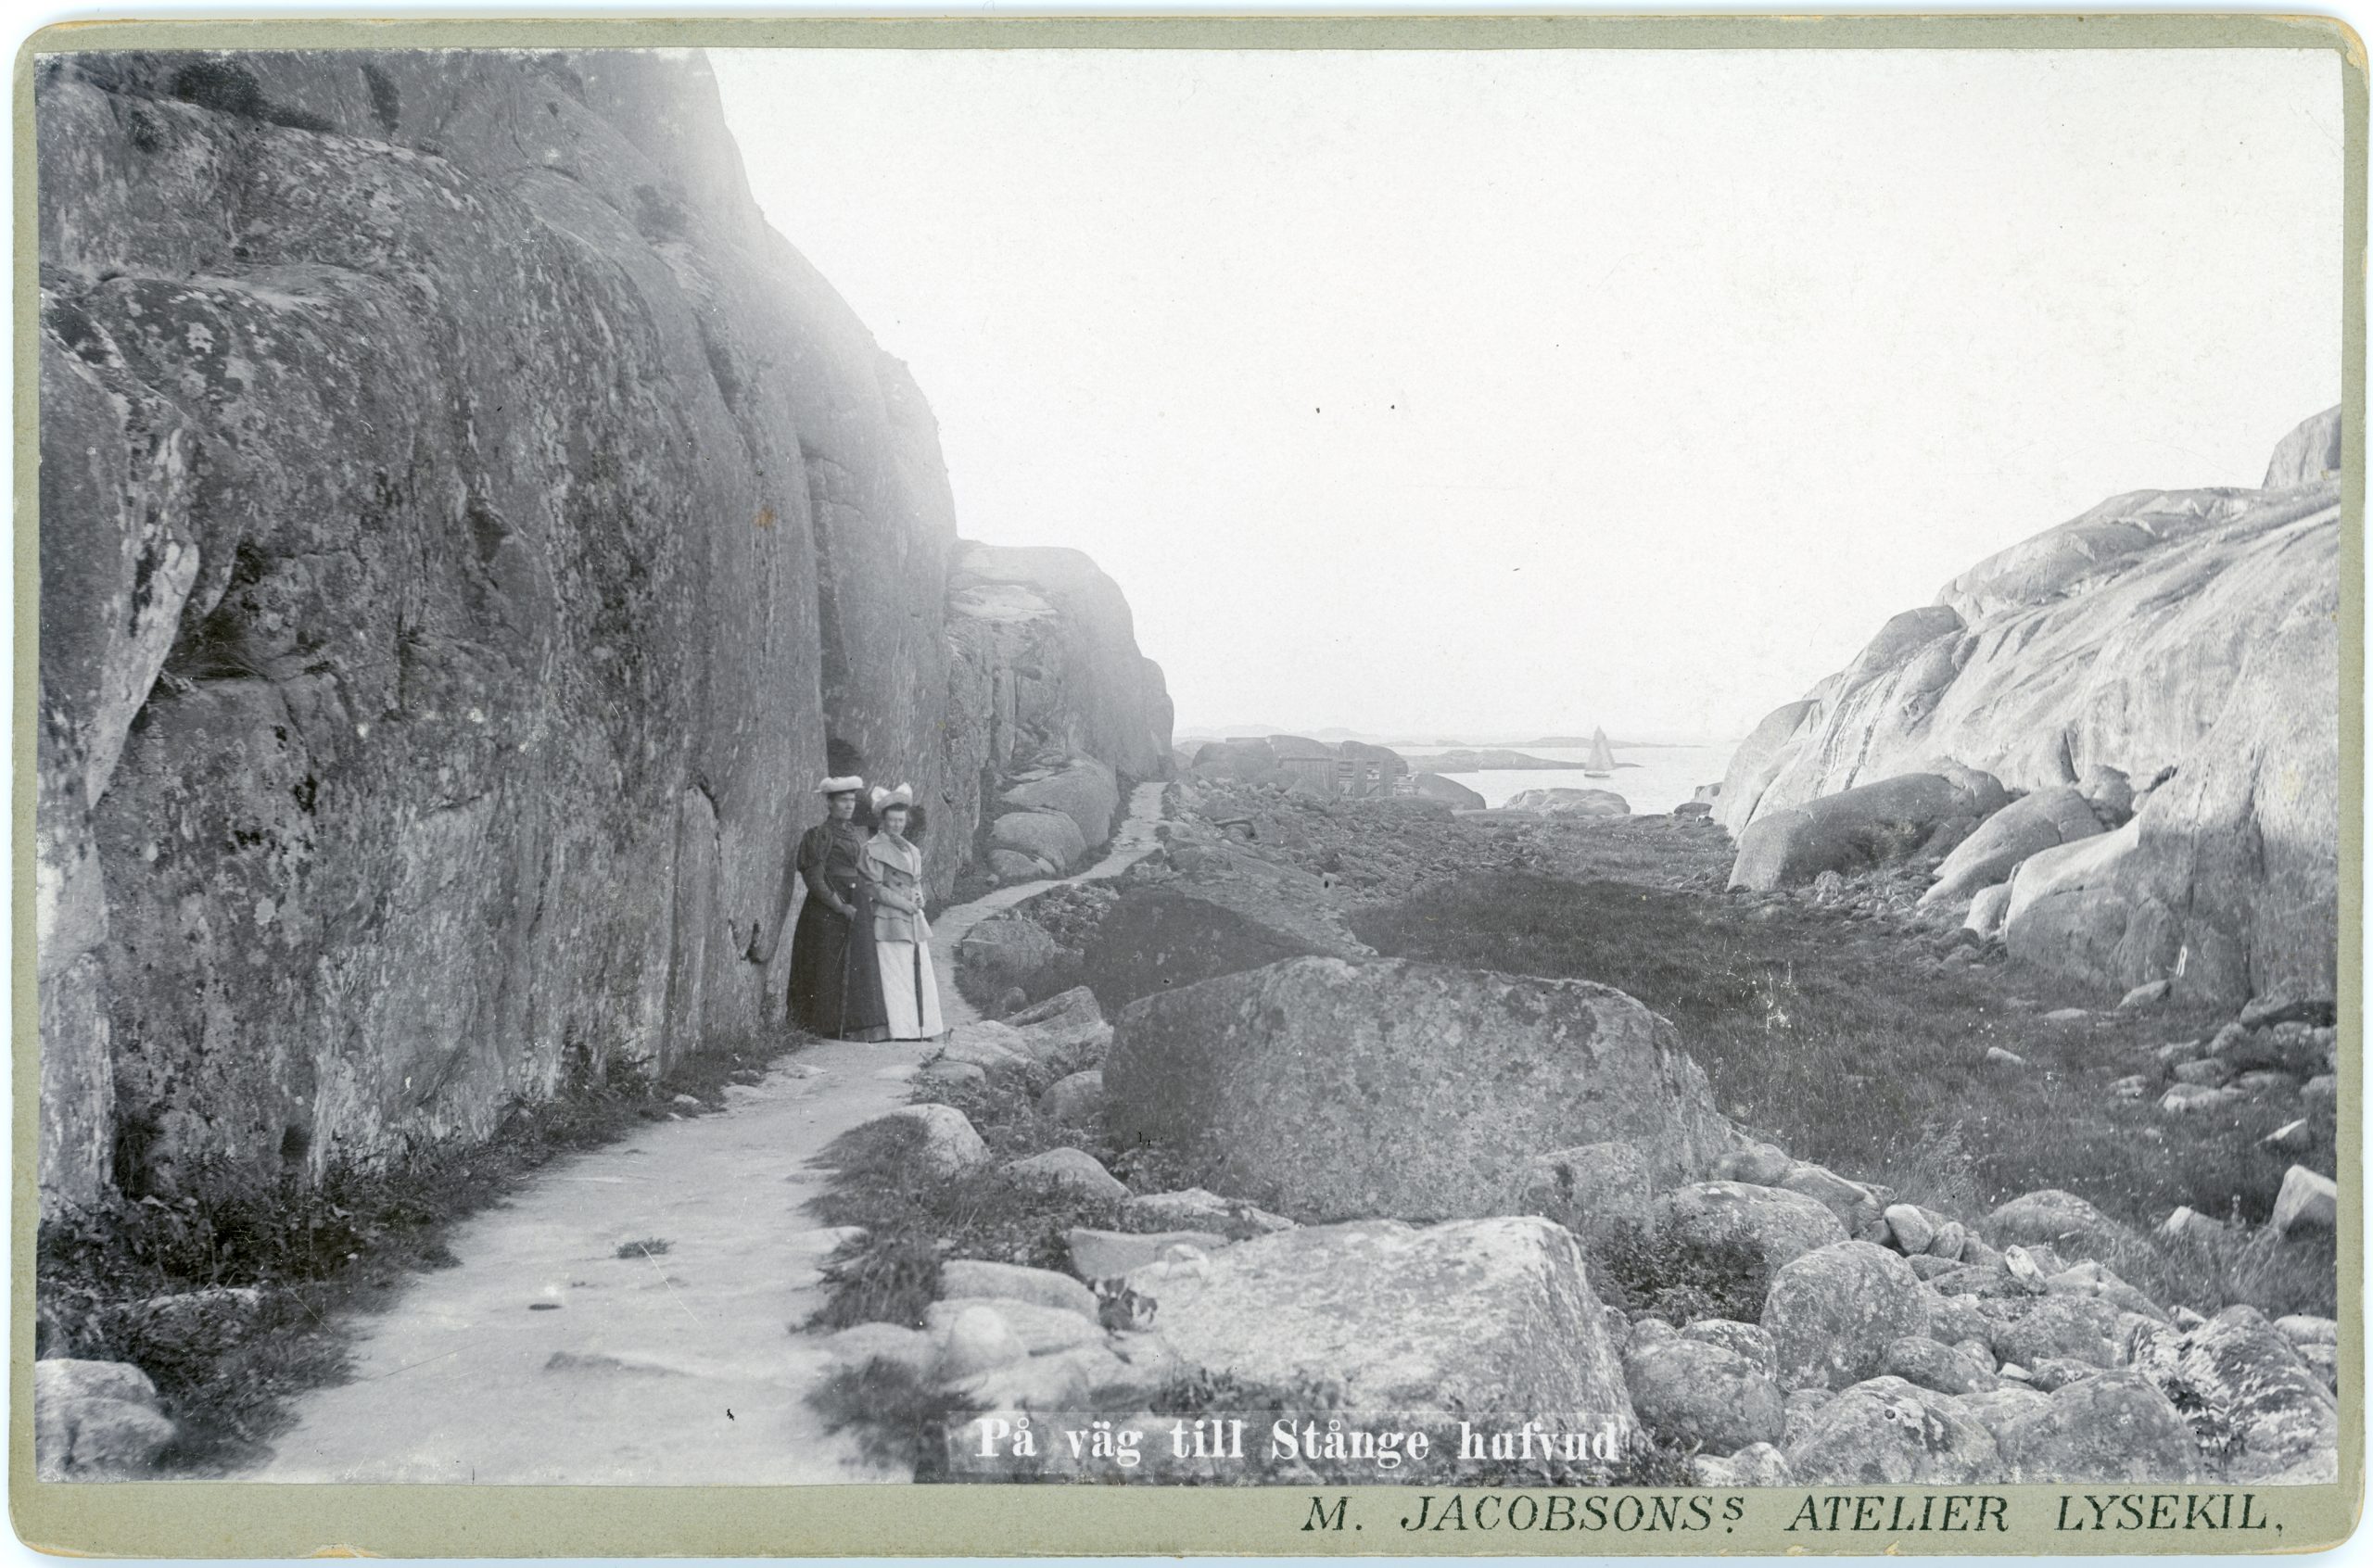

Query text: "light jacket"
[864, 832, 930, 944]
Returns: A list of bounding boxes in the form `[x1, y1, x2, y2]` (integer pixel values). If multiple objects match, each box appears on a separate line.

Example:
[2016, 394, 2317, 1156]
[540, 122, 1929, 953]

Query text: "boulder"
[1118, 1188, 1296, 1236]
[1038, 1069, 1105, 1127]
[1690, 1442, 1792, 1487]
[956, 913, 1062, 997]
[1712, 1143, 1795, 1186]
[933, 1304, 1030, 1381]
[1068, 1227, 1231, 1282]
[872, 1104, 991, 1178]
[1986, 1189, 2129, 1259]
[1410, 773, 1486, 810]
[2160, 1082, 2245, 1116]
[1764, 1241, 1930, 1391]
[1923, 786, 2103, 905]
[2151, 1306, 2338, 1482]
[2077, 765, 2136, 823]
[1783, 1375, 2002, 1485]
[2270, 1166, 2337, 1235]
[999, 758, 1120, 856]
[938, 1260, 1098, 1321]
[1003, 986, 1110, 1058]
[1622, 1337, 1786, 1451]
[1512, 1141, 1653, 1246]
[1681, 1318, 1779, 1377]
[1652, 1182, 1848, 1272]
[1881, 1335, 1997, 1396]
[1003, 1147, 1126, 1203]
[32, 1358, 177, 1481]
[1731, 771, 2000, 892]
[2264, 404, 2341, 487]
[1883, 1204, 1936, 1256]
[821, 1322, 938, 1376]
[1980, 1293, 2122, 1370]
[1956, 1385, 2053, 1444]
[1504, 787, 1629, 816]
[992, 810, 1089, 874]
[924, 1296, 1106, 1358]
[1774, 1162, 1887, 1233]
[1965, 882, 2013, 938]
[1104, 956, 1737, 1219]
[1120, 1217, 1636, 1435]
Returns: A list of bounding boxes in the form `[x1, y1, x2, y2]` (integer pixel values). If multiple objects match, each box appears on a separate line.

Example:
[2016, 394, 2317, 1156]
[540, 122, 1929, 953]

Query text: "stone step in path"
[247, 780, 1166, 1484]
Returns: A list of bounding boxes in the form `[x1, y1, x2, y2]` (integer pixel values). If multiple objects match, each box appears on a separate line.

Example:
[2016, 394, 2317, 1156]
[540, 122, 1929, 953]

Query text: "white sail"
[1586, 727, 1616, 773]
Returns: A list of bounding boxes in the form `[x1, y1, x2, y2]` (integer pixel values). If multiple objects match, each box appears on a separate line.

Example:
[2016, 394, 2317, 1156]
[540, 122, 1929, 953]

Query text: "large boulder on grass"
[1119, 1216, 1636, 1436]
[1986, 1189, 2132, 1259]
[2139, 1305, 2339, 1482]
[1764, 1241, 1931, 1391]
[1104, 956, 1736, 1219]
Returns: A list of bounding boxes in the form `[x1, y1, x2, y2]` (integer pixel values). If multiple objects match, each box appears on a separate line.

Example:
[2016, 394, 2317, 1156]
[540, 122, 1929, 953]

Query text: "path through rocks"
[247, 781, 1166, 1484]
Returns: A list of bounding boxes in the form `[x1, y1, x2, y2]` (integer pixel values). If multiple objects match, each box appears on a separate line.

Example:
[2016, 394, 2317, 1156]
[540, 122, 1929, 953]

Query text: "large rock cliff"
[35, 49, 1168, 1214]
[1719, 410, 2339, 1005]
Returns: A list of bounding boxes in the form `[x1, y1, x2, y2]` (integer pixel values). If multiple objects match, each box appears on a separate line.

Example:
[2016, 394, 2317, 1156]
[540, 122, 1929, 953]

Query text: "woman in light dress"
[863, 784, 946, 1042]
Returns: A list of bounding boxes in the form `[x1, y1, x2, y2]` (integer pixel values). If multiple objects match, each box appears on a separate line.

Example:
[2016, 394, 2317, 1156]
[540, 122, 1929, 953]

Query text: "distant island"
[1402, 748, 1643, 772]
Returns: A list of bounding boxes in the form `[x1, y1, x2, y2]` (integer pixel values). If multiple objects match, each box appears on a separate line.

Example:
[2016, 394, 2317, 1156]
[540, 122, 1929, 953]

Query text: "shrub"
[1588, 1217, 1769, 1327]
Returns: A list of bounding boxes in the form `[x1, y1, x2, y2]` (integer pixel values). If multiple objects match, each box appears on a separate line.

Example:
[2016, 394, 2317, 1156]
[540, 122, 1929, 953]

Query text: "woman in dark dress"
[785, 777, 890, 1041]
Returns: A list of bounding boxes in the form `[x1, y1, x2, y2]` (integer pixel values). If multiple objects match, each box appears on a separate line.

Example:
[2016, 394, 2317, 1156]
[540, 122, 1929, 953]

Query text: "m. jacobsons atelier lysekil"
[29, 43, 2344, 1491]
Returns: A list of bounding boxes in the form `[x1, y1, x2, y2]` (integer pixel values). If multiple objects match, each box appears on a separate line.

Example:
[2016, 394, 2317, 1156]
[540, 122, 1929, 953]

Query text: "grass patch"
[809, 1356, 981, 1481]
[1352, 869, 2333, 1318]
[39, 1024, 812, 1474]
[1589, 1219, 1769, 1327]
[615, 1237, 670, 1260]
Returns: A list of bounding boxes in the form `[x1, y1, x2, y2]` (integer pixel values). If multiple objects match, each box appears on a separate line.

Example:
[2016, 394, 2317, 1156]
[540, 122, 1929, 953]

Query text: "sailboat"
[1583, 727, 1616, 778]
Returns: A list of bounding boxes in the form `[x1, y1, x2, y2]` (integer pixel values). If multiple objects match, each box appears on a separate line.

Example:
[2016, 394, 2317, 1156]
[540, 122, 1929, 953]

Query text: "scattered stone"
[2152, 1305, 2339, 1482]
[2154, 1207, 2228, 1244]
[2269, 1166, 2337, 1236]
[1783, 1374, 2000, 1484]
[2301, 1074, 2337, 1113]
[1996, 1370, 2200, 1482]
[1764, 1241, 1930, 1391]
[2024, 1357, 2101, 1394]
[933, 1305, 1029, 1382]
[2275, 1315, 2339, 1347]
[1882, 1204, 1936, 1257]
[1711, 1143, 1795, 1186]
[1880, 1335, 1997, 1396]
[1623, 1337, 1786, 1451]
[2238, 996, 2336, 1031]
[2171, 1057, 2234, 1087]
[925, 1296, 1106, 1358]
[1986, 1189, 2128, 1259]
[1905, 1254, 1961, 1281]
[940, 1259, 1099, 1321]
[1982, 1293, 2122, 1370]
[2155, 1037, 2210, 1066]
[1690, 1442, 1792, 1487]
[2116, 980, 2169, 1010]
[2235, 1069, 2301, 1096]
[2261, 1118, 2316, 1154]
[1068, 1228, 1230, 1282]
[874, 1104, 992, 1177]
[1965, 883, 2012, 939]
[1119, 1189, 1294, 1236]
[1984, 1047, 2025, 1069]
[1774, 1161, 1888, 1232]
[916, 1059, 986, 1087]
[1004, 1146, 1127, 1202]
[1653, 1181, 1849, 1273]
[1681, 1318, 1778, 1377]
[1038, 1069, 1105, 1127]
[2108, 1075, 2152, 1102]
[2158, 1082, 2243, 1116]
[2041, 1007, 2088, 1023]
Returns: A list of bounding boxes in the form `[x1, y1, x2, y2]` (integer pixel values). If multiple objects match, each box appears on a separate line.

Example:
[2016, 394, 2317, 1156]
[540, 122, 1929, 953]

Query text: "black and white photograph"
[24, 26, 2351, 1521]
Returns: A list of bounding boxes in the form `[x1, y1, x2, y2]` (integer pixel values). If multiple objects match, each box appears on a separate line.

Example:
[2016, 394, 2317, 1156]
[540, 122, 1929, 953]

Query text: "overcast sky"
[712, 47, 2343, 742]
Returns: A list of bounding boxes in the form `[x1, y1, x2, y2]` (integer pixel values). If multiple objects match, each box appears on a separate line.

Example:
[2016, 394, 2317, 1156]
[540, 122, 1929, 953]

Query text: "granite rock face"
[1721, 411, 2338, 1005]
[34, 50, 1168, 1213]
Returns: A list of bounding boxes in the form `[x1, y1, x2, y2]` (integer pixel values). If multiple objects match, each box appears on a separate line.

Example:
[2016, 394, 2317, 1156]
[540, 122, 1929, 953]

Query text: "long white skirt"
[877, 936, 945, 1041]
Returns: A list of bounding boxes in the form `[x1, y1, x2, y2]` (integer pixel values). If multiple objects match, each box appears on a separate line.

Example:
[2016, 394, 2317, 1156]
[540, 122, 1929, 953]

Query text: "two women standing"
[783, 776, 945, 1042]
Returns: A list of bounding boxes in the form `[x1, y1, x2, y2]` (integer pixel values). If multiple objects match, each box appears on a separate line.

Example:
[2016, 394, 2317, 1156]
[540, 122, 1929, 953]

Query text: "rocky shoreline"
[802, 775, 2338, 1486]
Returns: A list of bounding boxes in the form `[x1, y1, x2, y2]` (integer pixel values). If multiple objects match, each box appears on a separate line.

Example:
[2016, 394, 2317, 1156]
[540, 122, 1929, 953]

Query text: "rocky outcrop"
[1410, 772, 1485, 809]
[1103, 955, 1738, 1220]
[1728, 770, 2001, 891]
[1721, 410, 2338, 1004]
[1504, 787, 1629, 816]
[34, 50, 1168, 1213]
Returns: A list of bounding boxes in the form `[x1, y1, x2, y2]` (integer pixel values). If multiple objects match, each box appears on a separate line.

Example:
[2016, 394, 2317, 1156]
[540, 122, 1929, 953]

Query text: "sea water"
[1436, 742, 1739, 814]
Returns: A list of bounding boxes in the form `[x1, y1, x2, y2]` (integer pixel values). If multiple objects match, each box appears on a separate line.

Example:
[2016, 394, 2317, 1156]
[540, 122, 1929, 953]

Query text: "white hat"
[869, 781, 914, 811]
[817, 775, 865, 795]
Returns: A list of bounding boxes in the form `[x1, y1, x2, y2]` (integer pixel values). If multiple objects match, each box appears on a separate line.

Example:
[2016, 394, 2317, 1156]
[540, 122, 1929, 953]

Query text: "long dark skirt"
[787, 880, 890, 1040]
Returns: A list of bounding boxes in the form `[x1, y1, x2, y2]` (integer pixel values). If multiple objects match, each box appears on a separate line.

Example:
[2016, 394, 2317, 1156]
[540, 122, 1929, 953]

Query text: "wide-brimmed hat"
[817, 775, 865, 795]
[869, 782, 915, 812]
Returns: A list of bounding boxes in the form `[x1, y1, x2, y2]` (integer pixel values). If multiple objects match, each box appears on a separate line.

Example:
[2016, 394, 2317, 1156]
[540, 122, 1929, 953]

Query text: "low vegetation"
[38, 1026, 806, 1474]
[1353, 869, 2335, 1319]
